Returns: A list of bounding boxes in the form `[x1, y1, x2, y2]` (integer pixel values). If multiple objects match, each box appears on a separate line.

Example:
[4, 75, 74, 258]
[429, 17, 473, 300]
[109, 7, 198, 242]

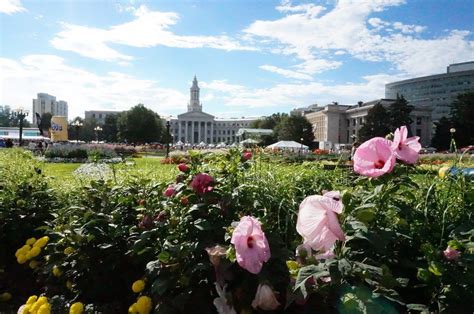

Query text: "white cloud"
[259, 65, 313, 80]
[0, 55, 188, 119]
[244, 0, 474, 76]
[200, 80, 246, 93]
[201, 73, 407, 110]
[51, 5, 256, 63]
[0, 0, 26, 14]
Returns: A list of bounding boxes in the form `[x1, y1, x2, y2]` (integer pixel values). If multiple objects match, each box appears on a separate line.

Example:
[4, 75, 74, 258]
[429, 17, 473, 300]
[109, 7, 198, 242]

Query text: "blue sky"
[1, 0, 473, 121]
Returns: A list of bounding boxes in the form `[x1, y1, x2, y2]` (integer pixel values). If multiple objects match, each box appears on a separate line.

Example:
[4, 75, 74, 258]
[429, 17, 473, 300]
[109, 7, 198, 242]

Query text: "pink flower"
[231, 216, 270, 274]
[178, 163, 189, 172]
[296, 191, 345, 252]
[392, 126, 421, 164]
[213, 283, 236, 314]
[191, 173, 214, 195]
[353, 137, 396, 177]
[251, 284, 280, 311]
[163, 184, 176, 197]
[243, 151, 252, 160]
[315, 250, 335, 260]
[443, 247, 460, 261]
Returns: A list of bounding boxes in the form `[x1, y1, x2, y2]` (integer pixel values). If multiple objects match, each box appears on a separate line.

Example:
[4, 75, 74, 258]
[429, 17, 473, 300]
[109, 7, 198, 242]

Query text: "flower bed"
[0, 129, 473, 313]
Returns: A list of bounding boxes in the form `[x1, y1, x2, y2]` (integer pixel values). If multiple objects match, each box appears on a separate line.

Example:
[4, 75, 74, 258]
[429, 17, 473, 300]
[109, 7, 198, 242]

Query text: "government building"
[168, 77, 260, 144]
[32, 93, 68, 124]
[385, 61, 474, 122]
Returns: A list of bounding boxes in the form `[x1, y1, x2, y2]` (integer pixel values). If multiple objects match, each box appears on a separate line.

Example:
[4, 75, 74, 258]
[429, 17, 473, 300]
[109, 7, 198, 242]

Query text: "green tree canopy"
[117, 104, 164, 144]
[431, 117, 452, 151]
[388, 94, 414, 134]
[102, 114, 119, 143]
[358, 103, 391, 142]
[450, 91, 474, 147]
[39, 112, 52, 132]
[276, 114, 314, 146]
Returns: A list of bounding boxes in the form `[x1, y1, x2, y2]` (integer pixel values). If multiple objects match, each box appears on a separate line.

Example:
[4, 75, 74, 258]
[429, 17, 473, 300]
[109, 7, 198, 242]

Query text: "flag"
[35, 112, 44, 136]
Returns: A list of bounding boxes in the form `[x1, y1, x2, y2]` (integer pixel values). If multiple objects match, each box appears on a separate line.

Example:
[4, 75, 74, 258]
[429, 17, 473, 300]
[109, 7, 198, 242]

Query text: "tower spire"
[188, 76, 202, 112]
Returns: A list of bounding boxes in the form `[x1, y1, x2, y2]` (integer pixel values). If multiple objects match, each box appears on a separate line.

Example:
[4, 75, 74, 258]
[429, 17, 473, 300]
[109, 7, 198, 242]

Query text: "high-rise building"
[385, 61, 474, 122]
[84, 110, 121, 124]
[32, 93, 68, 124]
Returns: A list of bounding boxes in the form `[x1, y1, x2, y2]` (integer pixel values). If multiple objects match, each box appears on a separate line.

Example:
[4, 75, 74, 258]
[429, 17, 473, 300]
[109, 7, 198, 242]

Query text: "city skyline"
[1, 0, 473, 121]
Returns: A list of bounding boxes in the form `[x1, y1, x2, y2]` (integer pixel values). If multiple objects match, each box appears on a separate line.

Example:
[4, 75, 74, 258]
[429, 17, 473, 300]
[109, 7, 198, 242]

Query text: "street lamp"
[94, 126, 103, 143]
[12, 107, 29, 146]
[72, 120, 83, 142]
[165, 119, 171, 158]
[449, 128, 456, 153]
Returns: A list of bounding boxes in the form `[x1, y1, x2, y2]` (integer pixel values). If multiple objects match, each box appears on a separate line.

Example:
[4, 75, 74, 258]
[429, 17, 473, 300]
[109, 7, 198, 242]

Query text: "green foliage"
[117, 104, 164, 144]
[388, 94, 414, 134]
[39, 112, 52, 133]
[276, 114, 314, 146]
[451, 91, 474, 148]
[358, 103, 391, 142]
[102, 114, 118, 142]
[431, 117, 452, 150]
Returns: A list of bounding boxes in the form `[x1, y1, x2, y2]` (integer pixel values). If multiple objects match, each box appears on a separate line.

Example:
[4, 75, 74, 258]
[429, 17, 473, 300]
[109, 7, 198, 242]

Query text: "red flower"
[242, 151, 252, 160]
[177, 163, 190, 172]
[190, 173, 214, 195]
[163, 184, 176, 197]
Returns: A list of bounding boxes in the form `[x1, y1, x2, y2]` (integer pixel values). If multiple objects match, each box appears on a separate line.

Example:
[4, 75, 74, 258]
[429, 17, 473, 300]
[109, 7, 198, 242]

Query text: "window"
[416, 117, 422, 125]
[99, 114, 102, 119]
[352, 119, 356, 126]
[416, 129, 421, 137]
[92, 114, 96, 118]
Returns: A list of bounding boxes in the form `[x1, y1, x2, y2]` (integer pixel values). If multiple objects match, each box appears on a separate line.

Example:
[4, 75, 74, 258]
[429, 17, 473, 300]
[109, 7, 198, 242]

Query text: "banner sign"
[50, 116, 68, 142]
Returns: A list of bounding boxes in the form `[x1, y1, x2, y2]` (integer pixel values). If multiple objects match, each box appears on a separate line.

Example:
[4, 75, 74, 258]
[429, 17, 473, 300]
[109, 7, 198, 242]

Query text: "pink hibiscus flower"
[163, 184, 176, 197]
[353, 137, 396, 177]
[392, 126, 421, 164]
[231, 216, 270, 274]
[251, 284, 280, 311]
[190, 173, 214, 195]
[177, 163, 189, 172]
[296, 191, 345, 252]
[443, 246, 461, 261]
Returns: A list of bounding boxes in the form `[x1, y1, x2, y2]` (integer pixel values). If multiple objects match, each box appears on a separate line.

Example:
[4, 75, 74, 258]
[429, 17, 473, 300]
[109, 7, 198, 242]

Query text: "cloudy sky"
[1, 0, 473, 120]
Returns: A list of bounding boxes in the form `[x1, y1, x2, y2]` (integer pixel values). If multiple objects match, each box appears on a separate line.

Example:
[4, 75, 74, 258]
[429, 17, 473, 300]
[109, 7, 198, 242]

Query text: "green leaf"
[194, 218, 212, 231]
[158, 251, 171, 263]
[428, 261, 443, 276]
[294, 264, 328, 298]
[356, 208, 376, 224]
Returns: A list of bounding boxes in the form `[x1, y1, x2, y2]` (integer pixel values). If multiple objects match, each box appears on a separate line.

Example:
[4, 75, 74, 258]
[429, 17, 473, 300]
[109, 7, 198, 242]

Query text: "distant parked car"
[420, 147, 437, 154]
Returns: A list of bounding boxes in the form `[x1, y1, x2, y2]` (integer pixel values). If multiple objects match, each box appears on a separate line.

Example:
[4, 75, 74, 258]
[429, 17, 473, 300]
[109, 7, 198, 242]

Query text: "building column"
[191, 121, 195, 144]
[184, 121, 188, 143]
[210, 122, 214, 143]
[204, 122, 208, 143]
[178, 120, 182, 142]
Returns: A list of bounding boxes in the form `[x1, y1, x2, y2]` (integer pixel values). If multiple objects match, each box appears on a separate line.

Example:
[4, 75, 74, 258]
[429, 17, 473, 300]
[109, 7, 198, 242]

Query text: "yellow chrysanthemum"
[132, 280, 145, 293]
[26, 238, 37, 246]
[64, 247, 75, 255]
[29, 260, 40, 269]
[135, 296, 152, 314]
[26, 295, 38, 305]
[27, 246, 41, 259]
[16, 244, 31, 257]
[128, 303, 139, 314]
[439, 166, 450, 179]
[0, 292, 12, 302]
[34, 236, 49, 248]
[52, 266, 62, 277]
[37, 302, 51, 314]
[17, 254, 28, 264]
[21, 304, 31, 314]
[70, 302, 84, 314]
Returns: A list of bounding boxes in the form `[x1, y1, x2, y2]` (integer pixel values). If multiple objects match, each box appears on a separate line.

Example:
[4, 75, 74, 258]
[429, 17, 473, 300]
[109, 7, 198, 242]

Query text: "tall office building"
[32, 93, 68, 124]
[385, 61, 474, 122]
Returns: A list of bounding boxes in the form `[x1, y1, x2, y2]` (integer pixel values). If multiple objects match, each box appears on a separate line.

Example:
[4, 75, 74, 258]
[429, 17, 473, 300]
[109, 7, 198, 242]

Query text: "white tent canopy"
[267, 140, 308, 150]
[240, 138, 260, 144]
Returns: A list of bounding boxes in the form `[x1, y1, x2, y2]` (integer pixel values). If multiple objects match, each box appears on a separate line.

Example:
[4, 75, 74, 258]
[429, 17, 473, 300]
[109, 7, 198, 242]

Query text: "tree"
[102, 114, 118, 142]
[276, 114, 314, 146]
[388, 94, 413, 134]
[450, 92, 474, 148]
[431, 117, 452, 151]
[0, 106, 11, 127]
[358, 103, 391, 142]
[39, 112, 52, 134]
[117, 104, 163, 144]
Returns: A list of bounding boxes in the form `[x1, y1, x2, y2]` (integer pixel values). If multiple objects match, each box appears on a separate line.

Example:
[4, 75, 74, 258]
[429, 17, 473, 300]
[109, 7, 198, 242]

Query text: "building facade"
[32, 93, 68, 124]
[84, 110, 121, 124]
[385, 61, 474, 122]
[169, 77, 259, 144]
[305, 99, 433, 147]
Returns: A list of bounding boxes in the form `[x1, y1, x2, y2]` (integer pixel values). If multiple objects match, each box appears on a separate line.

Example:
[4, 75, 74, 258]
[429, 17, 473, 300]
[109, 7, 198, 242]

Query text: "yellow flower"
[70, 302, 84, 314]
[37, 302, 51, 314]
[22, 304, 31, 314]
[52, 266, 62, 277]
[132, 280, 145, 293]
[439, 166, 450, 179]
[64, 247, 75, 255]
[27, 246, 41, 259]
[26, 237, 37, 246]
[16, 245, 31, 257]
[34, 236, 49, 248]
[26, 295, 38, 305]
[0, 292, 12, 302]
[17, 254, 28, 264]
[29, 260, 40, 269]
[135, 296, 152, 314]
[128, 303, 138, 313]
[66, 281, 73, 290]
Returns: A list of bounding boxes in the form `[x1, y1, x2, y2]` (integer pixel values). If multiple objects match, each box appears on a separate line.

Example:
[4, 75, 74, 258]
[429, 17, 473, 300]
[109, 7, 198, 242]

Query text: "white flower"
[213, 283, 236, 314]
[251, 284, 280, 311]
